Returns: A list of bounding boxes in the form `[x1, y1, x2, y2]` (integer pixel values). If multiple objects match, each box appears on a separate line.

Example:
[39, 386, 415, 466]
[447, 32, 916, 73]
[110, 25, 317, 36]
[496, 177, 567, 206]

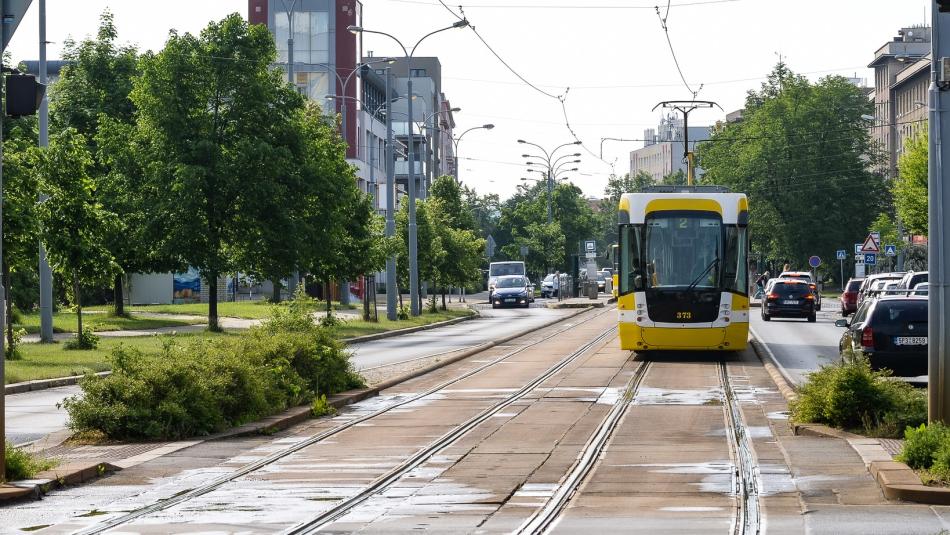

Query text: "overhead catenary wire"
[387, 0, 741, 9]
[655, 0, 702, 100]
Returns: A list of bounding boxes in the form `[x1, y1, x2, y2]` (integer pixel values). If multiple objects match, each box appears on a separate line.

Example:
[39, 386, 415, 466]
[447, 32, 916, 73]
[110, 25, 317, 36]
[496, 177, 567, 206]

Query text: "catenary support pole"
[38, 0, 52, 342]
[384, 69, 398, 321]
[408, 75, 419, 316]
[930, 6, 950, 423]
[0, 0, 7, 480]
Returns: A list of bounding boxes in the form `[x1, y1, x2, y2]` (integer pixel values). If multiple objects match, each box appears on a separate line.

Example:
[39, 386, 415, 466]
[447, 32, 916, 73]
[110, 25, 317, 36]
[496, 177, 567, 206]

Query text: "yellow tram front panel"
[616, 188, 750, 352]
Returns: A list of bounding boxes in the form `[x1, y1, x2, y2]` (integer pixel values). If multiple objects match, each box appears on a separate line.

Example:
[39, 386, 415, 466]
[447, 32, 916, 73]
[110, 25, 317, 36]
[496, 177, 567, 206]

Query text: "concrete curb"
[747, 331, 798, 403]
[5, 371, 111, 395]
[2, 461, 120, 502]
[3, 311, 479, 396]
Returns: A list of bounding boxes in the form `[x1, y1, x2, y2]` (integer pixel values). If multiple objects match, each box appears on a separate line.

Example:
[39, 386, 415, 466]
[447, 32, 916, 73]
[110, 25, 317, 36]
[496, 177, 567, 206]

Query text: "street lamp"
[518, 139, 583, 225]
[453, 124, 495, 181]
[349, 19, 470, 317]
[317, 56, 396, 148]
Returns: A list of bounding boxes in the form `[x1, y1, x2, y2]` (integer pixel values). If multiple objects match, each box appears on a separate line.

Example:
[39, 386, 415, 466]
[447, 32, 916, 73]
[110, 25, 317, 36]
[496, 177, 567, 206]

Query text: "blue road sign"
[836, 250, 847, 260]
[809, 255, 821, 268]
[884, 244, 897, 257]
[864, 253, 877, 266]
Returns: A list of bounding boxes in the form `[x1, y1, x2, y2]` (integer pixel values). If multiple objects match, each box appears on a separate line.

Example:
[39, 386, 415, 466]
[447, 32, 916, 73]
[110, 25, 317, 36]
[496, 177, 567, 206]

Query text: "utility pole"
[283, 0, 298, 88]
[652, 100, 721, 185]
[930, 3, 950, 423]
[384, 69, 398, 321]
[38, 0, 52, 342]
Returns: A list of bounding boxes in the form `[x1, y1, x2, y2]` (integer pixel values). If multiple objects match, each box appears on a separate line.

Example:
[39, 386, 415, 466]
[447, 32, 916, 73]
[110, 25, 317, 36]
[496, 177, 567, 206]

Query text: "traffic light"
[940, 0, 950, 13]
[6, 73, 45, 117]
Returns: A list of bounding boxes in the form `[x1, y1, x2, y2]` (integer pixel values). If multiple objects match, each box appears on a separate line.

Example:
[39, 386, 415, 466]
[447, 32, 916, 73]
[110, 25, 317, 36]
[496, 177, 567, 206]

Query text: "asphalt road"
[351, 304, 570, 370]
[750, 296, 927, 385]
[7, 385, 78, 447]
[6, 303, 572, 447]
[749, 297, 845, 386]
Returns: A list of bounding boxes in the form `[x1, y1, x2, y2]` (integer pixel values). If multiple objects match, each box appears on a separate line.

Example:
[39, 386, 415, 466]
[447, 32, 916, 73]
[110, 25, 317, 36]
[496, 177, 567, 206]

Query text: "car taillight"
[861, 326, 874, 349]
[767, 292, 779, 300]
[805, 294, 815, 300]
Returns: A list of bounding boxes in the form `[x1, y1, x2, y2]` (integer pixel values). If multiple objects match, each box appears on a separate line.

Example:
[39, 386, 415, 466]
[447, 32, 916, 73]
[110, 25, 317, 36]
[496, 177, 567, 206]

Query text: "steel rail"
[284, 325, 619, 534]
[516, 358, 653, 534]
[73, 307, 612, 535]
[719, 360, 762, 535]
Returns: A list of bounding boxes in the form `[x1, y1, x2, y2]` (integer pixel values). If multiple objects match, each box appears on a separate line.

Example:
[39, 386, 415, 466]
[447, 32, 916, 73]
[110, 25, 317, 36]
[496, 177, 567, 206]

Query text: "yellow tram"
[617, 186, 749, 351]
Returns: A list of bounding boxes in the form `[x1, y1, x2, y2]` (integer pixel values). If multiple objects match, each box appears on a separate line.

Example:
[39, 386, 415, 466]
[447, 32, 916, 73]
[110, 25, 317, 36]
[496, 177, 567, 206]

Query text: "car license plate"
[895, 336, 927, 346]
[782, 300, 799, 305]
[505, 298, 515, 302]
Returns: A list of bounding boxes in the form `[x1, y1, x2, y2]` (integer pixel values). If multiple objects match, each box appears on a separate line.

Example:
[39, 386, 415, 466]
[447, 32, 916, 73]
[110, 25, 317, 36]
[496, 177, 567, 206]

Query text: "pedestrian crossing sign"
[884, 244, 897, 257]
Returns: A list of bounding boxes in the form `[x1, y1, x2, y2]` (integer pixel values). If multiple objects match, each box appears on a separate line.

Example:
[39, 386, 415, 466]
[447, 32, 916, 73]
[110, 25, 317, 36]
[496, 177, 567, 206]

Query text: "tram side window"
[619, 224, 645, 294]
[723, 225, 748, 295]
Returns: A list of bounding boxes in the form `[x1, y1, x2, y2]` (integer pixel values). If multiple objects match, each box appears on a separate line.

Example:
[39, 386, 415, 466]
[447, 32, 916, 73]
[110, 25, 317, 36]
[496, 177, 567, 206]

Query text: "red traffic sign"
[860, 233, 880, 253]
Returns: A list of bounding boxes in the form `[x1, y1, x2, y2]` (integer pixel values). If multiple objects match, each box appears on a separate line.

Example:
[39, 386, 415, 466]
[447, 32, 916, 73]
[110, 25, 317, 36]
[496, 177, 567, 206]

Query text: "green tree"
[2, 119, 40, 356]
[598, 172, 652, 253]
[500, 222, 564, 279]
[429, 177, 485, 307]
[130, 14, 303, 330]
[868, 212, 901, 272]
[698, 63, 886, 279]
[51, 11, 143, 316]
[895, 129, 928, 236]
[395, 199, 444, 312]
[38, 130, 119, 341]
[661, 169, 686, 185]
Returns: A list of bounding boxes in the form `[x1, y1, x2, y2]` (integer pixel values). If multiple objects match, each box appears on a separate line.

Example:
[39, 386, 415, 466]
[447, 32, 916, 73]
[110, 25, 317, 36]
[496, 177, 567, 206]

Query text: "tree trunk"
[271, 280, 282, 303]
[113, 274, 125, 317]
[208, 275, 219, 332]
[441, 288, 446, 311]
[73, 271, 83, 335]
[362, 276, 370, 321]
[398, 286, 404, 311]
[4, 262, 12, 357]
[325, 280, 332, 316]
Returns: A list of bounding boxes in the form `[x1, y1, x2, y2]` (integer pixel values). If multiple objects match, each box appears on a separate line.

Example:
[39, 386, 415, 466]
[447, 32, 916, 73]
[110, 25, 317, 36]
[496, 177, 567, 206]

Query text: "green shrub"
[5, 327, 25, 360]
[900, 423, 950, 470]
[791, 356, 926, 435]
[63, 291, 364, 440]
[310, 394, 337, 418]
[64, 327, 99, 350]
[5, 442, 57, 481]
[397, 305, 410, 320]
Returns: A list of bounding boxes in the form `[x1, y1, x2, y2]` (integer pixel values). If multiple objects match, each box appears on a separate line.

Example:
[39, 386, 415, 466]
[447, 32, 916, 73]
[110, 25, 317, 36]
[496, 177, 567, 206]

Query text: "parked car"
[595, 271, 609, 292]
[540, 273, 568, 298]
[857, 272, 905, 304]
[839, 277, 865, 317]
[913, 282, 929, 296]
[897, 271, 928, 295]
[491, 275, 533, 308]
[835, 295, 928, 377]
[778, 271, 822, 310]
[761, 280, 817, 322]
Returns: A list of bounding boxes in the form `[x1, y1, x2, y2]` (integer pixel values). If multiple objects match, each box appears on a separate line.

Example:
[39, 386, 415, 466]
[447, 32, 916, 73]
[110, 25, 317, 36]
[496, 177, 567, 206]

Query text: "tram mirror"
[634, 274, 643, 290]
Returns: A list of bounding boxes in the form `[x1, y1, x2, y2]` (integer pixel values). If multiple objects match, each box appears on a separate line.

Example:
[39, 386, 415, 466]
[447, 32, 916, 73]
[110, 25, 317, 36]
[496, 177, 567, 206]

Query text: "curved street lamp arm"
[552, 153, 580, 168]
[554, 160, 579, 174]
[518, 139, 551, 162]
[409, 20, 469, 59]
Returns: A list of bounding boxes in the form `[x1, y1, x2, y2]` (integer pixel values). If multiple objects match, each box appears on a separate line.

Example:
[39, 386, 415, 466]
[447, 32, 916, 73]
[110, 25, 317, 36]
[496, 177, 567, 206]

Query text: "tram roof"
[618, 190, 748, 225]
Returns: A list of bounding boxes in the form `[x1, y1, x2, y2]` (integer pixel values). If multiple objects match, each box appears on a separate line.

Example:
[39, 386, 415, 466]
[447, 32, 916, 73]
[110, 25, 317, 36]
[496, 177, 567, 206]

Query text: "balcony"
[395, 160, 425, 176]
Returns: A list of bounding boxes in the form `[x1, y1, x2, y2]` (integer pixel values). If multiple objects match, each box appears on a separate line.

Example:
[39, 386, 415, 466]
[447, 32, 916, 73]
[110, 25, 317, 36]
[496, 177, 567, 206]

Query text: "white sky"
[5, 0, 933, 200]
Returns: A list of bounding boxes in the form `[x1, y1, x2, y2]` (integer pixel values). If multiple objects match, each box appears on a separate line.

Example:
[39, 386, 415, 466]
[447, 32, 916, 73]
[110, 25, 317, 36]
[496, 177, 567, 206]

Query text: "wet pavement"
[6, 306, 950, 533]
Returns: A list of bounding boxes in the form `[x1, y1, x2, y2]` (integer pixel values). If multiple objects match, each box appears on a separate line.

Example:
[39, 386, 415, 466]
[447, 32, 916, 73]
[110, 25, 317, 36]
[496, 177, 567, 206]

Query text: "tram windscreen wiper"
[686, 258, 720, 293]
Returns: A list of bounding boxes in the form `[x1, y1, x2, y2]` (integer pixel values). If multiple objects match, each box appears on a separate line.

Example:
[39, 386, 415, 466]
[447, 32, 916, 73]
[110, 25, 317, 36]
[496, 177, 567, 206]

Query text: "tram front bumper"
[619, 322, 748, 351]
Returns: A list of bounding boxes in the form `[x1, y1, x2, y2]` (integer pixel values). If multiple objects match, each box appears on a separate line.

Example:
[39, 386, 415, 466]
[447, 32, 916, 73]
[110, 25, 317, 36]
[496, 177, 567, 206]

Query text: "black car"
[835, 295, 927, 377]
[491, 275, 533, 308]
[761, 280, 816, 322]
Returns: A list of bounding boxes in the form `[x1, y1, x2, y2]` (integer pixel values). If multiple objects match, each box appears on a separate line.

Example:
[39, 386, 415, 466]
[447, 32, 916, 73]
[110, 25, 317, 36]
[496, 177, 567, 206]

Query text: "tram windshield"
[619, 212, 747, 295]
[644, 215, 721, 289]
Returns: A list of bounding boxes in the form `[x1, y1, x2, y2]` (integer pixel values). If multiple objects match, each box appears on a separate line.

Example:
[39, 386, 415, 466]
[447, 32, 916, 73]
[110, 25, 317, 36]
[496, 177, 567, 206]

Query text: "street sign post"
[861, 233, 880, 253]
[837, 250, 847, 290]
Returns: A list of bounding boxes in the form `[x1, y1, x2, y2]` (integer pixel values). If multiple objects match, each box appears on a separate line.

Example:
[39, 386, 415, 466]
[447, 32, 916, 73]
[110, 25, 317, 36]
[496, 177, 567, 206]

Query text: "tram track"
[511, 354, 762, 535]
[514, 357, 652, 535]
[282, 324, 619, 534]
[719, 359, 762, 535]
[71, 307, 612, 535]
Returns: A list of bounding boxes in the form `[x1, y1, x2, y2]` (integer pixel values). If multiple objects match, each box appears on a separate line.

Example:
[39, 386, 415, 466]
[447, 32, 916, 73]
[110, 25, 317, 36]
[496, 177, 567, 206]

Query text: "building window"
[290, 70, 329, 102]
[275, 10, 330, 65]
[410, 68, 427, 78]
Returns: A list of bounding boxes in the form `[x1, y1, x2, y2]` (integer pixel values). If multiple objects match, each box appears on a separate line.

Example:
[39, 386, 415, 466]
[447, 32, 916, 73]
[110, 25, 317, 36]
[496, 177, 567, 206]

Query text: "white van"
[488, 261, 526, 299]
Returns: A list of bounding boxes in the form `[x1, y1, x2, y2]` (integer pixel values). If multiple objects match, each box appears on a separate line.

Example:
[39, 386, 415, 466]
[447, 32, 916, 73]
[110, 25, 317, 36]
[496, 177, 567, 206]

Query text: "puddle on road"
[660, 506, 725, 512]
[633, 387, 722, 406]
